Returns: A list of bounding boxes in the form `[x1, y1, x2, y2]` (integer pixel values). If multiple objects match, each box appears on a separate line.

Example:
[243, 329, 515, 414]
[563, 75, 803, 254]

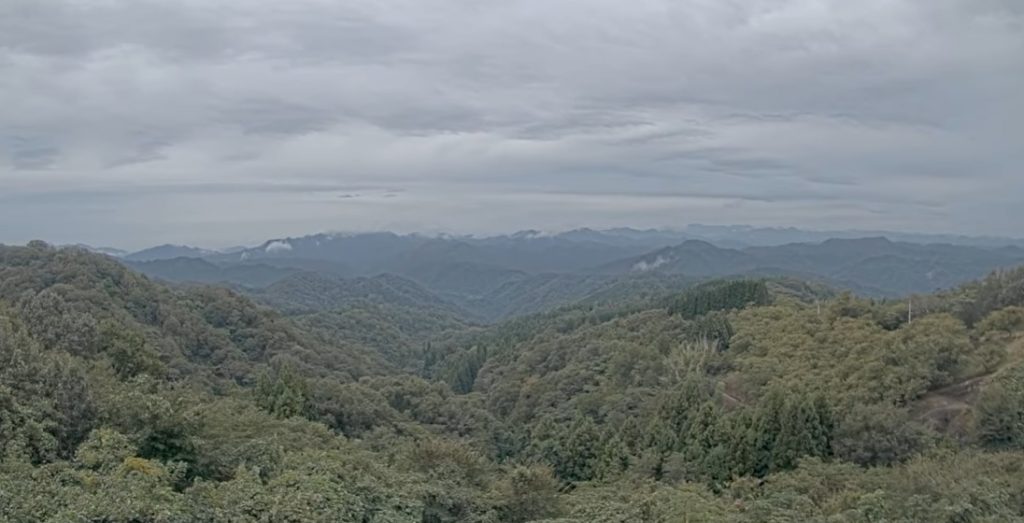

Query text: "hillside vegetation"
[4, 243, 1024, 521]
[128, 232, 1024, 323]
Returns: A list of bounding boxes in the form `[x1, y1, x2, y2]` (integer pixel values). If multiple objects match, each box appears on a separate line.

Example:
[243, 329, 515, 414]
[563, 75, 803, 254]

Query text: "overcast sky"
[2, 0, 1022, 249]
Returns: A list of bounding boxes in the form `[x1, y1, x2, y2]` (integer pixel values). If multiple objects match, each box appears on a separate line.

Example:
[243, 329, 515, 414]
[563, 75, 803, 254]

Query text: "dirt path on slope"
[911, 373, 993, 439]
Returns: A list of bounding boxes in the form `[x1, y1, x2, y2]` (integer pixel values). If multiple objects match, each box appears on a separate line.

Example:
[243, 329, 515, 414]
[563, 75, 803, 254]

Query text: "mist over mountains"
[64, 225, 1020, 324]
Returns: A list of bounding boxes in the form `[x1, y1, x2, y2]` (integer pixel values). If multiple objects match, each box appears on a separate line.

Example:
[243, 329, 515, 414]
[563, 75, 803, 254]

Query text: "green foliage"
[728, 306, 978, 406]
[255, 362, 312, 419]
[495, 465, 561, 522]
[4, 244, 1024, 522]
[684, 311, 734, 350]
[529, 413, 602, 483]
[0, 311, 97, 462]
[98, 320, 166, 379]
[94, 377, 199, 467]
[974, 364, 1024, 449]
[310, 380, 398, 437]
[832, 403, 931, 466]
[953, 266, 1024, 326]
[555, 481, 728, 522]
[667, 279, 770, 318]
[18, 287, 100, 356]
[978, 305, 1024, 336]
[74, 428, 136, 470]
[442, 345, 489, 393]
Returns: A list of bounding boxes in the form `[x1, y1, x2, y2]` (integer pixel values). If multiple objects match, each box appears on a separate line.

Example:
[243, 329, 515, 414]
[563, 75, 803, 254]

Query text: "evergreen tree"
[255, 362, 312, 419]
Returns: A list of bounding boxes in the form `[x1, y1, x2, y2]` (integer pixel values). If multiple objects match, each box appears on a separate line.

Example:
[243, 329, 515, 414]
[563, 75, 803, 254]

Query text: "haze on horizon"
[2, 0, 1022, 249]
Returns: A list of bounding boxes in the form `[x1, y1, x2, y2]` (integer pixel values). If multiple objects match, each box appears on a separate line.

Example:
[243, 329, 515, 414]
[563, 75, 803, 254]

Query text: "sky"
[1, 0, 1022, 249]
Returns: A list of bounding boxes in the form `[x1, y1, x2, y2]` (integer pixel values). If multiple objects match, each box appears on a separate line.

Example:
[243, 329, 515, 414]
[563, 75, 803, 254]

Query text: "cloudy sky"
[2, 0, 1022, 249]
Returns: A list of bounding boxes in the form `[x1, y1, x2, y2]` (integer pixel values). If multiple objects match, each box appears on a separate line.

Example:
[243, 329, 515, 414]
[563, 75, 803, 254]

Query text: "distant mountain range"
[124, 257, 299, 288]
[122, 244, 216, 262]
[247, 271, 472, 319]
[599, 238, 1024, 296]
[681, 224, 1024, 249]
[84, 225, 1024, 263]
[65, 226, 1024, 323]
[65, 244, 129, 257]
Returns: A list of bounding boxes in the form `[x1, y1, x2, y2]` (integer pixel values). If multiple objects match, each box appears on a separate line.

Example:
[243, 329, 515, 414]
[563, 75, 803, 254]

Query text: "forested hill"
[599, 237, 1024, 296]
[124, 233, 1024, 322]
[4, 241, 1024, 521]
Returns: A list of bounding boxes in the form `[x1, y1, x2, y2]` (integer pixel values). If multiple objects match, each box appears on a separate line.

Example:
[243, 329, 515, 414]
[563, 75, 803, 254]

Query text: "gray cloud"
[1, 0, 1022, 248]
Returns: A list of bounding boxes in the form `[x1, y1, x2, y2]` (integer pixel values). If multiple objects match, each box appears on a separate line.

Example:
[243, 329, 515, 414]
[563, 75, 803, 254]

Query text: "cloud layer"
[2, 0, 1022, 248]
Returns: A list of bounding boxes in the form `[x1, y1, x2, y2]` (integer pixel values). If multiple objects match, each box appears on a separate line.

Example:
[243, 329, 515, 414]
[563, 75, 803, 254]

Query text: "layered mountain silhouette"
[108, 228, 1024, 323]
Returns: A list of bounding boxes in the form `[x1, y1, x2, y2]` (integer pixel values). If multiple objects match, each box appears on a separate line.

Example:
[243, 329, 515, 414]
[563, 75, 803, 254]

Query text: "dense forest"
[4, 241, 1024, 522]
[126, 230, 1024, 308]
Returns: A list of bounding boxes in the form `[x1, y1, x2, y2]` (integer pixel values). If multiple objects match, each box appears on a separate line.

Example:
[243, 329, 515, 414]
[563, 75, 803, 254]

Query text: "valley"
[3, 233, 1024, 521]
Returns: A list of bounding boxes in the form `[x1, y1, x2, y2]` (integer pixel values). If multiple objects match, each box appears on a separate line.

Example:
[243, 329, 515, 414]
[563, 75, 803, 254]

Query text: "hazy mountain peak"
[821, 236, 894, 246]
[678, 239, 721, 249]
[509, 229, 551, 240]
[264, 239, 294, 253]
[63, 244, 129, 257]
[123, 244, 214, 262]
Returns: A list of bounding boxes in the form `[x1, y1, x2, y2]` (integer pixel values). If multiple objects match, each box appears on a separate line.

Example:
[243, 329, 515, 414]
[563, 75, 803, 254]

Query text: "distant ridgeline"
[3, 241, 1024, 521]
[110, 231, 1024, 327]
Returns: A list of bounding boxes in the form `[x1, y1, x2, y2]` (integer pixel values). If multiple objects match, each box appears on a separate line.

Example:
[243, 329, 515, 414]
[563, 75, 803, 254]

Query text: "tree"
[668, 280, 770, 318]
[530, 414, 601, 483]
[310, 381, 397, 437]
[832, 403, 930, 466]
[0, 312, 96, 461]
[19, 288, 99, 357]
[255, 361, 312, 419]
[99, 320, 166, 379]
[974, 368, 1024, 449]
[496, 465, 561, 522]
[747, 388, 834, 476]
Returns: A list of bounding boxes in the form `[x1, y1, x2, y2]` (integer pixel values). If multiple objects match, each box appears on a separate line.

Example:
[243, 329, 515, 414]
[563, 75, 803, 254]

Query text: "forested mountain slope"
[603, 237, 1024, 296]
[123, 232, 1024, 322]
[245, 272, 477, 370]
[0, 243, 390, 383]
[223, 233, 650, 276]
[122, 244, 215, 262]
[4, 243, 1024, 521]
[249, 272, 471, 318]
[126, 257, 299, 288]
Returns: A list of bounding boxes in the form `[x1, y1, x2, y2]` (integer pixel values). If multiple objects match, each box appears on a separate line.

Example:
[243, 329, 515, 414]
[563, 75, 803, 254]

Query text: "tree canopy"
[4, 243, 1024, 521]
